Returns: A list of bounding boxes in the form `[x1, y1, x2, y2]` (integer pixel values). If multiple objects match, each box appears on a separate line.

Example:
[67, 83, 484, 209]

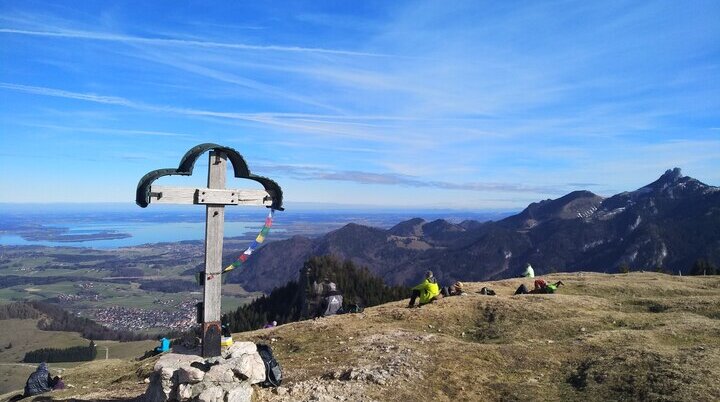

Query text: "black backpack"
[257, 344, 282, 387]
[337, 303, 364, 315]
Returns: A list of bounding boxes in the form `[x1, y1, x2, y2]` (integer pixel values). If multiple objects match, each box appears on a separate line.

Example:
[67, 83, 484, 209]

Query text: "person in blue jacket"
[155, 337, 170, 353]
[24, 362, 52, 397]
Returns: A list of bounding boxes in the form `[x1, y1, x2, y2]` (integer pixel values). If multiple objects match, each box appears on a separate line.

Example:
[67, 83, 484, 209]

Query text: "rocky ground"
[3, 272, 720, 402]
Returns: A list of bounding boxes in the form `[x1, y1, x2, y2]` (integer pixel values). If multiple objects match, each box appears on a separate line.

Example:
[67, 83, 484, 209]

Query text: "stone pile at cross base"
[144, 341, 266, 402]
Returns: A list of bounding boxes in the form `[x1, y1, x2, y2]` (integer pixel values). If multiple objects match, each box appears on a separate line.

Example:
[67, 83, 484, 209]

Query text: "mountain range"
[227, 168, 720, 292]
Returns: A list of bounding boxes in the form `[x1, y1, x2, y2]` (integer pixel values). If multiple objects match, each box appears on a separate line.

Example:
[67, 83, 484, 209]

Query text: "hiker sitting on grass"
[521, 263, 535, 278]
[515, 279, 565, 295]
[155, 337, 170, 353]
[408, 270, 441, 308]
[51, 375, 65, 390]
[441, 281, 466, 297]
[24, 362, 52, 397]
[320, 282, 344, 317]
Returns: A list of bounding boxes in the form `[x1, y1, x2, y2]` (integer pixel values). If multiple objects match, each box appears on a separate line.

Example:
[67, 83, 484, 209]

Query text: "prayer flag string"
[222, 208, 275, 274]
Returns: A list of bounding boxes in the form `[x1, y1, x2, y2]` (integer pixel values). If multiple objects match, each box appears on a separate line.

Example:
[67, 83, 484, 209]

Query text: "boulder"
[177, 366, 205, 384]
[224, 341, 257, 359]
[198, 385, 225, 402]
[177, 383, 193, 401]
[226, 382, 253, 402]
[227, 354, 266, 384]
[205, 364, 236, 384]
[154, 353, 205, 372]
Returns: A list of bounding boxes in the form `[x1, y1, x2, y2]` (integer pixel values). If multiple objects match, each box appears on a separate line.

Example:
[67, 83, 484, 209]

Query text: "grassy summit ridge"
[3, 272, 719, 402]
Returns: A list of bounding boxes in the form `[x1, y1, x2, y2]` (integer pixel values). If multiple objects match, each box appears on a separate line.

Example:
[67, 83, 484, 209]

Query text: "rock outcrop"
[145, 342, 265, 402]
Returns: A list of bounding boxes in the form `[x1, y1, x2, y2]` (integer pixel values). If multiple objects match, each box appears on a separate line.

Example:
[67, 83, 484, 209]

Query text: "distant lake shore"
[0, 206, 512, 249]
[0, 221, 268, 248]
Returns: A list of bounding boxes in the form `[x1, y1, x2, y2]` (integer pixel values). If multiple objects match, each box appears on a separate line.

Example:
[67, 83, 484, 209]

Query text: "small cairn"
[144, 342, 266, 402]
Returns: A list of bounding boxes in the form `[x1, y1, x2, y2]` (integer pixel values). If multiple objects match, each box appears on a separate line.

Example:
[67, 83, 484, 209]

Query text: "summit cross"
[136, 143, 283, 357]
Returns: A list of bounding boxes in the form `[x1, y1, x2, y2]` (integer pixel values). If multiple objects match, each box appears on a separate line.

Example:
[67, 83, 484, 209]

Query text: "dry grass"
[249, 273, 720, 402]
[0, 319, 158, 397]
[3, 273, 719, 402]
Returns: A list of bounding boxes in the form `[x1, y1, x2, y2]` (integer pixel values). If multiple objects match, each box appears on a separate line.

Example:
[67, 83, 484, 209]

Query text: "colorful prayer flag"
[222, 209, 276, 274]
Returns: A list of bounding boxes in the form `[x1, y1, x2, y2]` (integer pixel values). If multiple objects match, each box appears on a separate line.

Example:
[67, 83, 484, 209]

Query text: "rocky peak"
[663, 167, 683, 181]
[646, 167, 684, 190]
[632, 168, 711, 199]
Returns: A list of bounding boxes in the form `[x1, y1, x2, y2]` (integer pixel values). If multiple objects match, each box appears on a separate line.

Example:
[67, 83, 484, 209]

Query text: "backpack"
[323, 295, 343, 316]
[257, 344, 282, 387]
[336, 303, 363, 315]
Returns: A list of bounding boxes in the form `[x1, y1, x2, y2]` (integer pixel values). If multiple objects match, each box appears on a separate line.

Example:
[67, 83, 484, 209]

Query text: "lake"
[0, 221, 269, 248]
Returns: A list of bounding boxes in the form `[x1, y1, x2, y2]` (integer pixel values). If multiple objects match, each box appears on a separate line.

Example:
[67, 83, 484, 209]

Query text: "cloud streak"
[20, 123, 196, 138]
[257, 164, 561, 194]
[0, 82, 430, 144]
[0, 28, 388, 57]
[0, 83, 135, 107]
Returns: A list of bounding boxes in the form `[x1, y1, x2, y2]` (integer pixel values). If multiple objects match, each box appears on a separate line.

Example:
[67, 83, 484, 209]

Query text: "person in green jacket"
[408, 270, 441, 308]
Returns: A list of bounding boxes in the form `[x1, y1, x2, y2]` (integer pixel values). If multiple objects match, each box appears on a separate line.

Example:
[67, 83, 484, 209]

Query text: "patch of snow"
[628, 216, 641, 232]
[659, 242, 668, 262]
[582, 240, 605, 251]
[604, 207, 626, 217]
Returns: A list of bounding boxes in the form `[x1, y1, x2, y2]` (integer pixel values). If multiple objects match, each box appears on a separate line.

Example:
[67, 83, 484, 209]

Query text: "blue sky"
[1, 0, 719, 209]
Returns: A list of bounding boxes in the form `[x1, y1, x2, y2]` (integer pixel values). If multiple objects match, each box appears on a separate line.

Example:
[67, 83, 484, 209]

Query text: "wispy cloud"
[126, 47, 347, 113]
[0, 82, 430, 144]
[0, 28, 390, 57]
[257, 163, 561, 194]
[20, 123, 196, 138]
[267, 141, 388, 154]
[0, 82, 135, 107]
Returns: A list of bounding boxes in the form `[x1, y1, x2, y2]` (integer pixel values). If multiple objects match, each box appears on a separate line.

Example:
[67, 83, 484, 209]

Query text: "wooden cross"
[136, 143, 283, 357]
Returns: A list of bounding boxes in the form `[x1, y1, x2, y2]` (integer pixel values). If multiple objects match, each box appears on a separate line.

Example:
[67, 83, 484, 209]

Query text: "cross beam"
[149, 186, 272, 206]
[135, 143, 283, 357]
